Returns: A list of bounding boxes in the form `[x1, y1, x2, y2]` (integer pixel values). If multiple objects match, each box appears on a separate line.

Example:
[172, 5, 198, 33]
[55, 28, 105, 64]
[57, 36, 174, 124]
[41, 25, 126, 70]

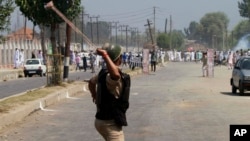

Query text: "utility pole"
[165, 18, 168, 34]
[95, 16, 100, 45]
[144, 19, 154, 44]
[119, 25, 124, 46]
[120, 25, 130, 52]
[112, 21, 119, 45]
[109, 22, 112, 43]
[137, 29, 141, 52]
[74, 18, 77, 43]
[89, 17, 94, 44]
[81, 10, 89, 51]
[90, 16, 100, 45]
[153, 6, 156, 42]
[130, 27, 138, 48]
[169, 15, 172, 50]
[24, 16, 27, 39]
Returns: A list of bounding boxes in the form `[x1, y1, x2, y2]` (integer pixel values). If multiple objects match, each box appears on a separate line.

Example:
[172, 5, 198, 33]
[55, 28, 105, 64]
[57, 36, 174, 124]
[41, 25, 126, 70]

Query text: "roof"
[6, 27, 39, 40]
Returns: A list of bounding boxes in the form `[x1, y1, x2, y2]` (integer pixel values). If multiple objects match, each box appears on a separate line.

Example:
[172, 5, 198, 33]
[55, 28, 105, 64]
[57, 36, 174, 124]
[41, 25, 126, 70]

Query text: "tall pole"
[109, 22, 112, 43]
[81, 12, 89, 51]
[153, 6, 156, 42]
[90, 17, 93, 44]
[144, 19, 154, 44]
[112, 21, 119, 45]
[90, 16, 100, 45]
[169, 15, 172, 50]
[165, 18, 168, 34]
[81, 10, 84, 50]
[95, 16, 100, 45]
[24, 17, 27, 39]
[74, 18, 77, 43]
[119, 25, 123, 45]
[137, 29, 140, 52]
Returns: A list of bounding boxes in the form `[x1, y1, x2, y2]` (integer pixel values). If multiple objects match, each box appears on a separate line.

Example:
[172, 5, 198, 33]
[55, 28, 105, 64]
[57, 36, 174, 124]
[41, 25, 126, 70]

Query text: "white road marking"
[83, 85, 89, 92]
[131, 92, 138, 95]
[39, 101, 56, 112]
[66, 91, 80, 99]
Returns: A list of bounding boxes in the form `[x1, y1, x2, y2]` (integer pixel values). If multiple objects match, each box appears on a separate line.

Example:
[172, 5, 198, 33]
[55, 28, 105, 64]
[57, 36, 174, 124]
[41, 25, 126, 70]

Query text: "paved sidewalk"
[0, 68, 22, 82]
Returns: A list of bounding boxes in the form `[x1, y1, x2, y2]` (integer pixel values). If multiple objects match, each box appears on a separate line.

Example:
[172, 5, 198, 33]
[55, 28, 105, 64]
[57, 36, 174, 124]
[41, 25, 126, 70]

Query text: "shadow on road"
[220, 92, 250, 96]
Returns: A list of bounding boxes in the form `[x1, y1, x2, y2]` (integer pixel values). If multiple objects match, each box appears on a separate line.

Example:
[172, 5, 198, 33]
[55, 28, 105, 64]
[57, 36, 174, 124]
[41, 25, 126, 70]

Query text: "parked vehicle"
[231, 56, 250, 95]
[23, 59, 46, 77]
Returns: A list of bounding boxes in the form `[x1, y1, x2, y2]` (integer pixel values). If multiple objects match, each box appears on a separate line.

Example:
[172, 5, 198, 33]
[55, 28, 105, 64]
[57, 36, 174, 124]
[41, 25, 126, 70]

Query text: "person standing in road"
[88, 44, 131, 141]
[150, 46, 157, 72]
[227, 51, 234, 70]
[82, 54, 87, 72]
[122, 52, 127, 67]
[14, 48, 20, 69]
[31, 50, 36, 58]
[89, 52, 96, 73]
[19, 49, 25, 68]
[202, 52, 208, 77]
[75, 54, 81, 71]
[37, 50, 43, 62]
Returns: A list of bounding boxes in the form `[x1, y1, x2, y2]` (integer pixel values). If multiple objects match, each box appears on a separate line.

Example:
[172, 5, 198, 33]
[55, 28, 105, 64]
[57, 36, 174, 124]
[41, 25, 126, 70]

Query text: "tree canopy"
[184, 21, 200, 40]
[15, 0, 82, 26]
[238, 0, 250, 18]
[157, 30, 184, 50]
[0, 0, 14, 32]
[185, 12, 229, 49]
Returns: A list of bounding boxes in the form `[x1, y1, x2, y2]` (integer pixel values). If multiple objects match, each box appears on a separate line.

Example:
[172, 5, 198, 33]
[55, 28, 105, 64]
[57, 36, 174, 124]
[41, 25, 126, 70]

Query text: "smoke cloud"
[233, 34, 250, 51]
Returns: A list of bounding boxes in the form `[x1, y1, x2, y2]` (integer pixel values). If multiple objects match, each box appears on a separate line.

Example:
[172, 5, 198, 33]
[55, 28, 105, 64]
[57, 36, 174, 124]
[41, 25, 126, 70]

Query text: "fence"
[0, 39, 50, 69]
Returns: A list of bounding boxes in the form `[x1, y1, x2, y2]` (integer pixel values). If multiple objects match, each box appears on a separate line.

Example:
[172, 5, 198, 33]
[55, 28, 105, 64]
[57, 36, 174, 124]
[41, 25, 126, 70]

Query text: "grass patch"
[0, 85, 70, 113]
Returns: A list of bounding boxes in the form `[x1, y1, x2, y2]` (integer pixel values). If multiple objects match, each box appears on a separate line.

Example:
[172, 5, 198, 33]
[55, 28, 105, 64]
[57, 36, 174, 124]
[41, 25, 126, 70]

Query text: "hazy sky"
[82, 0, 245, 32]
[8, 0, 245, 34]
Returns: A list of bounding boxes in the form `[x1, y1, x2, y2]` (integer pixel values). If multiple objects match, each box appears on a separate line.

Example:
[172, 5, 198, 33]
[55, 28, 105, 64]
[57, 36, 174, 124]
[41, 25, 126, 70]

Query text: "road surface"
[1, 62, 249, 141]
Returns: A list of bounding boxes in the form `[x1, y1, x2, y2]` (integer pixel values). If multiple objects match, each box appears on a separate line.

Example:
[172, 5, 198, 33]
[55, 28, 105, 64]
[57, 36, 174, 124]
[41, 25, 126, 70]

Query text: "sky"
[8, 0, 244, 34]
[82, 0, 245, 32]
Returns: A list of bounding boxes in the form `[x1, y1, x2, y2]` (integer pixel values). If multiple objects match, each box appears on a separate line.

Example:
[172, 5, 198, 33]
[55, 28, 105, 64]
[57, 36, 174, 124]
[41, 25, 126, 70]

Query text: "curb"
[0, 82, 87, 131]
[0, 70, 21, 82]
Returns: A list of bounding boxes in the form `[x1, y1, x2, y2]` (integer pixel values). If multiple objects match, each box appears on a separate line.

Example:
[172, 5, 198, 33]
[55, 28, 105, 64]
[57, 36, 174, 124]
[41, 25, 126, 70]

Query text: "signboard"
[207, 49, 214, 77]
[142, 49, 150, 74]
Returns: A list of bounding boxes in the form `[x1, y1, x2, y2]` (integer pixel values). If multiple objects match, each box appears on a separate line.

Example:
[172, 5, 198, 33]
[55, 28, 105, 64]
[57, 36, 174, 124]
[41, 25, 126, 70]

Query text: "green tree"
[199, 12, 229, 49]
[0, 0, 15, 41]
[171, 30, 185, 50]
[15, 0, 81, 85]
[184, 21, 200, 40]
[157, 33, 169, 49]
[238, 0, 250, 18]
[157, 30, 184, 50]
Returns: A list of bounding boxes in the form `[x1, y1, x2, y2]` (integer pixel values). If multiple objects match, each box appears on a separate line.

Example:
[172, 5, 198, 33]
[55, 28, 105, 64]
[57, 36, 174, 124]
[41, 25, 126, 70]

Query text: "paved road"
[1, 62, 250, 141]
[0, 69, 99, 99]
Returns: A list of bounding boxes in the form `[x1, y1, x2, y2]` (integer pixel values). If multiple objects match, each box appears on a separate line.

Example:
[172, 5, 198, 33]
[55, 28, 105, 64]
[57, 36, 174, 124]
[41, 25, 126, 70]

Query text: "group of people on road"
[13, 48, 44, 69]
[200, 48, 250, 77]
[72, 50, 98, 73]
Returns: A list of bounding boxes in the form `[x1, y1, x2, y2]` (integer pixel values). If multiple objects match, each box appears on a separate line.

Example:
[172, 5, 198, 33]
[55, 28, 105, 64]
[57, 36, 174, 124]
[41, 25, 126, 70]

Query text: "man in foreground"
[88, 44, 131, 141]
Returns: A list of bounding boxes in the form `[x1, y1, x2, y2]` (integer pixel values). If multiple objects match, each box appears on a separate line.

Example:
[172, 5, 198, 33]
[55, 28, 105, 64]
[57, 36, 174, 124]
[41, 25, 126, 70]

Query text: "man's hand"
[96, 48, 107, 57]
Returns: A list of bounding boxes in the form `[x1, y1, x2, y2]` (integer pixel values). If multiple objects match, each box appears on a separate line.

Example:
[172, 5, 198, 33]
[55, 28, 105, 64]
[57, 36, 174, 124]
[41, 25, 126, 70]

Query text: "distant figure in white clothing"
[37, 50, 43, 62]
[19, 49, 25, 67]
[14, 48, 20, 69]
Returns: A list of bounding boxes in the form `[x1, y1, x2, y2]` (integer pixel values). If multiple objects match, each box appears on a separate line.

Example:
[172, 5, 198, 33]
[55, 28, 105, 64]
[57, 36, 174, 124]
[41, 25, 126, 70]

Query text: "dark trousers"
[151, 61, 156, 72]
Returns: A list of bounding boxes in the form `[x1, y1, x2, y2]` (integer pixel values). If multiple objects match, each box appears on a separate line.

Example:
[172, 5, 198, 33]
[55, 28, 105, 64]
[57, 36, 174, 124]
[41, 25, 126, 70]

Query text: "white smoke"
[233, 34, 250, 51]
